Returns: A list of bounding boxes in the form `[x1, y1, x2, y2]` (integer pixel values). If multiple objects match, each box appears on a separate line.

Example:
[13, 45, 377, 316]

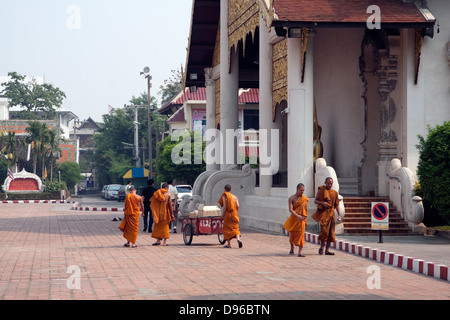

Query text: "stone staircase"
[342, 197, 413, 236]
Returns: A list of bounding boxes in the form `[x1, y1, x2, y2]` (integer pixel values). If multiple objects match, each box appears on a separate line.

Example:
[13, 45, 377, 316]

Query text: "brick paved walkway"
[0, 203, 448, 301]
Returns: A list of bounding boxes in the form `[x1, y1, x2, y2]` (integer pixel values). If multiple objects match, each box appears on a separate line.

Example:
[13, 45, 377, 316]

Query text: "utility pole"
[124, 104, 146, 168]
[140, 67, 153, 178]
[134, 105, 140, 168]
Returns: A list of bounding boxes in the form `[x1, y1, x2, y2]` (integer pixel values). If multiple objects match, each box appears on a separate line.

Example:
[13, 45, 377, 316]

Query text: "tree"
[129, 91, 164, 165]
[158, 68, 182, 105]
[156, 131, 205, 186]
[45, 129, 61, 181]
[0, 72, 66, 120]
[26, 121, 52, 175]
[417, 121, 450, 225]
[0, 131, 24, 170]
[0, 157, 8, 189]
[92, 109, 135, 185]
[58, 161, 82, 191]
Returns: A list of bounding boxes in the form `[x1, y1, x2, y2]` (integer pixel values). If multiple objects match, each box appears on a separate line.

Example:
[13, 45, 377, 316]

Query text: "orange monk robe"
[283, 194, 309, 247]
[311, 185, 339, 243]
[218, 192, 240, 241]
[150, 189, 172, 239]
[119, 193, 142, 244]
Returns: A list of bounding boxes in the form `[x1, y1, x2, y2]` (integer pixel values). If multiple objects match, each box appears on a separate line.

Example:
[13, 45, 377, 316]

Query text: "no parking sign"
[371, 202, 389, 230]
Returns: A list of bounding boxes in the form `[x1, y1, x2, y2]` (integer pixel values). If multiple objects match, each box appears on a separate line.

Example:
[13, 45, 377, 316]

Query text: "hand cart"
[182, 216, 226, 245]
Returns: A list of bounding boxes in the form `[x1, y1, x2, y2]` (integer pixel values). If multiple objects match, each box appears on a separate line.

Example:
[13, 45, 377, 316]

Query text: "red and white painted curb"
[0, 200, 75, 204]
[71, 203, 120, 212]
[304, 232, 450, 282]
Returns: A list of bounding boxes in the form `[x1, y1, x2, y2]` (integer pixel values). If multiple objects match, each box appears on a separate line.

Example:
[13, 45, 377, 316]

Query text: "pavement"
[0, 197, 449, 303]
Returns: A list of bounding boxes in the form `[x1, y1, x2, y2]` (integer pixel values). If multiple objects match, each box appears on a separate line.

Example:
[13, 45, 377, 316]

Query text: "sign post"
[371, 202, 389, 243]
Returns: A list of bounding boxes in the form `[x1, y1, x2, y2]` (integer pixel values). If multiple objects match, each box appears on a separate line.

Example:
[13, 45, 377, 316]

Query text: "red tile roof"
[172, 87, 207, 105]
[161, 87, 260, 116]
[272, 0, 433, 25]
[239, 88, 259, 104]
[167, 106, 186, 123]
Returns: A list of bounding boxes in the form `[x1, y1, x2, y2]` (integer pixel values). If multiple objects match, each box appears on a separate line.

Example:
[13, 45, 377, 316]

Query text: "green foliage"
[156, 131, 205, 186]
[57, 161, 82, 191]
[108, 155, 134, 184]
[416, 121, 450, 225]
[43, 180, 67, 193]
[158, 68, 182, 105]
[0, 72, 66, 120]
[0, 158, 8, 192]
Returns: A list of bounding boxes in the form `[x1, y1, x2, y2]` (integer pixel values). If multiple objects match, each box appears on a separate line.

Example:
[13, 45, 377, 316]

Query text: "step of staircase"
[342, 197, 413, 236]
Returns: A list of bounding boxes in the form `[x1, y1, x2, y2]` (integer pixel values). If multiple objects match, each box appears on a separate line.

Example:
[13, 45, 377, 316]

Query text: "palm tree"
[0, 131, 24, 172]
[26, 121, 52, 176]
[45, 128, 61, 181]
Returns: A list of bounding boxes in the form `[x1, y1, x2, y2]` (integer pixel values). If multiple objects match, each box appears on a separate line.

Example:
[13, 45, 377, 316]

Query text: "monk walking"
[311, 177, 342, 255]
[218, 184, 242, 248]
[284, 183, 309, 257]
[119, 187, 144, 248]
[150, 183, 174, 246]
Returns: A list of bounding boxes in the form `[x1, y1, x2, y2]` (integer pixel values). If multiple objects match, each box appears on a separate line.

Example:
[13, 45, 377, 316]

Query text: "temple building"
[181, 0, 450, 234]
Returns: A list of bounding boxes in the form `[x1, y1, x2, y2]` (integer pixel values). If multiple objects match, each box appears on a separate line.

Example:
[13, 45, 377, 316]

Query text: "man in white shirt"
[167, 179, 178, 233]
[125, 181, 132, 194]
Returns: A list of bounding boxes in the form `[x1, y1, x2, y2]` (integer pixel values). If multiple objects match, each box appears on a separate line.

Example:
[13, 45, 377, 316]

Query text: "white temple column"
[402, 28, 425, 172]
[220, 0, 239, 170]
[204, 67, 219, 171]
[287, 35, 314, 197]
[259, 15, 275, 195]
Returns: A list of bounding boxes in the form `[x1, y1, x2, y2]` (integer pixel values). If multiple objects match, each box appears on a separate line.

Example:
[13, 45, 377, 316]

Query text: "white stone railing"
[179, 164, 256, 216]
[314, 158, 346, 221]
[388, 158, 424, 228]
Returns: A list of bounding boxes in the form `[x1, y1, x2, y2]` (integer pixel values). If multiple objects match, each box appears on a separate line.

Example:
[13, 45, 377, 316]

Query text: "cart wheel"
[183, 223, 193, 245]
[218, 233, 226, 245]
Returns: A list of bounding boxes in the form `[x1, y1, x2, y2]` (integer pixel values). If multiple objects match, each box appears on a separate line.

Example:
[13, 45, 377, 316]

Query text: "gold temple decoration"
[414, 28, 423, 85]
[313, 100, 323, 166]
[301, 27, 310, 83]
[215, 78, 221, 127]
[258, 0, 274, 31]
[228, 0, 260, 70]
[212, 22, 221, 69]
[272, 39, 288, 121]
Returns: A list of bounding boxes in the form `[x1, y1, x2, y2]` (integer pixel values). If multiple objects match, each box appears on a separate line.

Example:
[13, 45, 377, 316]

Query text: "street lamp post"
[140, 67, 152, 178]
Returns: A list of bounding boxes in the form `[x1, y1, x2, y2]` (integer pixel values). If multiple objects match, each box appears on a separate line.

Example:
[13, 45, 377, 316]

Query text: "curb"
[304, 232, 450, 282]
[71, 203, 120, 212]
[0, 200, 75, 204]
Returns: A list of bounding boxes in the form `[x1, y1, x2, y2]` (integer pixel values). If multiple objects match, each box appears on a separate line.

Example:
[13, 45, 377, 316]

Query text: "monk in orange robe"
[150, 183, 174, 246]
[218, 184, 242, 248]
[311, 177, 342, 255]
[284, 183, 309, 257]
[119, 187, 144, 248]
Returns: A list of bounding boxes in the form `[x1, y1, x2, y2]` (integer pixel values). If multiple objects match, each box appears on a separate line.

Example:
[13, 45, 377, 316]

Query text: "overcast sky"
[0, 0, 192, 123]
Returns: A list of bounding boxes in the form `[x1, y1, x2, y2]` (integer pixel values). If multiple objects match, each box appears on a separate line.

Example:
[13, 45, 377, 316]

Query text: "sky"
[0, 0, 193, 123]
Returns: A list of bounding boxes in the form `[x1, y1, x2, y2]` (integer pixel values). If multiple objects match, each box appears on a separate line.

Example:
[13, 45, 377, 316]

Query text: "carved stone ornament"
[3, 169, 43, 193]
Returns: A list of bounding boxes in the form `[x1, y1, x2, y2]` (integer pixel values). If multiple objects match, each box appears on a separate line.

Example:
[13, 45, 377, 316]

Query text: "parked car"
[101, 185, 108, 198]
[105, 184, 121, 200]
[117, 185, 128, 202]
[176, 185, 193, 207]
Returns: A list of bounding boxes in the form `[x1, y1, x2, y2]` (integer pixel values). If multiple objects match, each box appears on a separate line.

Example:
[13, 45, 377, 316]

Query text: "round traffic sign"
[372, 203, 388, 220]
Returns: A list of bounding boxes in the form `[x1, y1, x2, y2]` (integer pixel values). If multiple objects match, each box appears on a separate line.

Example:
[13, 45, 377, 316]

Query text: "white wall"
[402, 0, 450, 172]
[313, 28, 366, 178]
